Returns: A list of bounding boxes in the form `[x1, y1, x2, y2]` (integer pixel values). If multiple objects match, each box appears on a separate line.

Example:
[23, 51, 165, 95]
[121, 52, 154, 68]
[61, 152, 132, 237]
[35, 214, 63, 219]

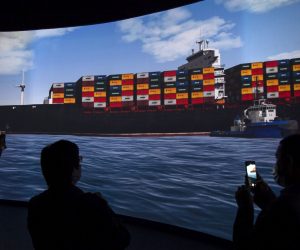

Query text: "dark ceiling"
[0, 0, 201, 32]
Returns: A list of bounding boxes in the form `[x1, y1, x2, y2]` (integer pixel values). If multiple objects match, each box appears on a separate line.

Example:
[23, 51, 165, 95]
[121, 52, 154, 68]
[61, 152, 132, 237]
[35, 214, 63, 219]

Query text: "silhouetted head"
[41, 140, 81, 188]
[274, 134, 300, 187]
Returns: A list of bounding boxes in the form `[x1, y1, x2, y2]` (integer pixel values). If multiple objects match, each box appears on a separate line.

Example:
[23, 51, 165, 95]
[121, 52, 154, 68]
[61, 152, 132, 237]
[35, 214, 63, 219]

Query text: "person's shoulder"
[81, 192, 108, 207]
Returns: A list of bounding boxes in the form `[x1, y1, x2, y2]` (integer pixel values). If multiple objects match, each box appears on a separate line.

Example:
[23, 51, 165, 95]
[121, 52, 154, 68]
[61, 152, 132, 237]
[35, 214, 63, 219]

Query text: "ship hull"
[0, 103, 299, 135]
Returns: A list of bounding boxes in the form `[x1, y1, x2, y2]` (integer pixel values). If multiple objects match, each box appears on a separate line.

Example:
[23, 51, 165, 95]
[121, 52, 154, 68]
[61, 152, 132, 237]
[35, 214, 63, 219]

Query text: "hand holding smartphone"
[245, 161, 257, 189]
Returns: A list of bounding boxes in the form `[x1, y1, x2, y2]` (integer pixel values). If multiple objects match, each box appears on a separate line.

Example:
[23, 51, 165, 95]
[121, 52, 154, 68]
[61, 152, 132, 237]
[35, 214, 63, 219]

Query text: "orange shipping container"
[94, 92, 106, 97]
[64, 98, 76, 104]
[191, 92, 203, 98]
[252, 75, 263, 81]
[203, 67, 214, 74]
[278, 85, 291, 92]
[293, 65, 300, 71]
[251, 62, 263, 69]
[176, 93, 188, 99]
[137, 84, 149, 90]
[149, 89, 161, 95]
[82, 86, 94, 92]
[122, 85, 134, 91]
[110, 80, 122, 86]
[294, 84, 300, 91]
[266, 79, 279, 86]
[110, 96, 122, 102]
[191, 74, 203, 80]
[122, 74, 134, 80]
[241, 88, 253, 95]
[241, 69, 252, 76]
[203, 79, 215, 86]
[53, 93, 64, 98]
[164, 88, 176, 94]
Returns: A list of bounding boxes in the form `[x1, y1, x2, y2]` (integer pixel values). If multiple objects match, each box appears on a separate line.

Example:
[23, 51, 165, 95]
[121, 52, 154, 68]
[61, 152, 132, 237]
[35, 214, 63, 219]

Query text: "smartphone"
[245, 161, 257, 188]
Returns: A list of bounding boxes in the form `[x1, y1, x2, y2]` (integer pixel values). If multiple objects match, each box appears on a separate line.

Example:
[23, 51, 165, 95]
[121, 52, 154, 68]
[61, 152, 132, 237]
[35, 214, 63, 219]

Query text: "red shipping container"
[267, 86, 278, 92]
[122, 90, 134, 96]
[164, 71, 176, 77]
[265, 61, 278, 67]
[82, 81, 94, 86]
[137, 89, 149, 95]
[242, 94, 254, 101]
[122, 79, 134, 85]
[164, 93, 176, 99]
[149, 94, 161, 100]
[136, 78, 149, 84]
[203, 85, 215, 91]
[279, 91, 291, 98]
[204, 97, 215, 103]
[294, 91, 300, 97]
[176, 99, 188, 105]
[203, 73, 215, 80]
[251, 69, 263, 75]
[52, 88, 64, 93]
[252, 81, 264, 87]
[122, 101, 134, 107]
[110, 102, 122, 108]
[82, 92, 94, 97]
[192, 98, 204, 104]
[53, 98, 64, 103]
[94, 97, 106, 102]
[137, 100, 149, 106]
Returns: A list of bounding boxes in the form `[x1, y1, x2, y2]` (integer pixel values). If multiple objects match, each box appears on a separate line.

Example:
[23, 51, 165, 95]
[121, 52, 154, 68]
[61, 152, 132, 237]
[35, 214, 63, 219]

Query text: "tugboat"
[211, 99, 299, 138]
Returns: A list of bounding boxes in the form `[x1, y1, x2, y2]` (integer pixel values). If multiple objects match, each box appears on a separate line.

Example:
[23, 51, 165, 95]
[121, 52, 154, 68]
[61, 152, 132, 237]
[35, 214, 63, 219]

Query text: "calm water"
[0, 134, 280, 240]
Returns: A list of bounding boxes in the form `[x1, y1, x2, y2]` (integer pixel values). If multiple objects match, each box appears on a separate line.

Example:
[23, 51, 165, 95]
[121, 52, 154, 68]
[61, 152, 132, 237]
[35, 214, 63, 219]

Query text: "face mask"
[273, 164, 286, 187]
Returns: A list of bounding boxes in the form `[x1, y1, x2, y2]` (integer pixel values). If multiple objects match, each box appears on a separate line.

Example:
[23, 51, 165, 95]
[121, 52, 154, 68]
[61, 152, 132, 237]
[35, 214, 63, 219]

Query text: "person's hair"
[41, 140, 79, 187]
[280, 134, 300, 167]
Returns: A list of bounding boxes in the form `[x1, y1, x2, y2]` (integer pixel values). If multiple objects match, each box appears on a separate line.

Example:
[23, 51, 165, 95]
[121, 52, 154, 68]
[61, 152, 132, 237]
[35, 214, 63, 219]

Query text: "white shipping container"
[164, 76, 176, 82]
[137, 72, 149, 78]
[215, 77, 225, 84]
[94, 102, 106, 108]
[267, 92, 279, 98]
[149, 100, 161, 106]
[164, 99, 176, 105]
[214, 69, 224, 76]
[203, 91, 214, 97]
[266, 67, 278, 74]
[53, 83, 64, 88]
[49, 99, 53, 104]
[82, 76, 95, 81]
[137, 95, 149, 101]
[122, 96, 134, 102]
[82, 97, 94, 102]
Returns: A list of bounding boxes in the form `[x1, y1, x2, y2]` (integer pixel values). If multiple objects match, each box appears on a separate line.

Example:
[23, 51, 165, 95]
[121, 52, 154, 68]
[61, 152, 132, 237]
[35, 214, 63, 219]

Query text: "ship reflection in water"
[0, 134, 280, 240]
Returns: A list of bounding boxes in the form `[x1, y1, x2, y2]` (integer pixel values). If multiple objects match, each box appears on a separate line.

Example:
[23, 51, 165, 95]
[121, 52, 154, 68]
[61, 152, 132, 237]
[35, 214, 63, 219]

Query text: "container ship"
[0, 41, 300, 135]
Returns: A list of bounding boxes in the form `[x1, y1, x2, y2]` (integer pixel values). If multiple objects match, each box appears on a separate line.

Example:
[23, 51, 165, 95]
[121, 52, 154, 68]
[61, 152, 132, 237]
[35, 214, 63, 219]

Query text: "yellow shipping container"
[293, 64, 300, 71]
[94, 92, 106, 97]
[191, 74, 203, 80]
[241, 88, 253, 95]
[110, 96, 122, 102]
[64, 98, 76, 104]
[241, 69, 252, 76]
[122, 85, 134, 91]
[122, 74, 134, 80]
[279, 85, 291, 92]
[203, 79, 215, 85]
[137, 84, 149, 90]
[82, 86, 94, 92]
[149, 89, 161, 95]
[176, 93, 188, 99]
[251, 62, 263, 69]
[191, 92, 203, 98]
[53, 93, 64, 98]
[266, 79, 279, 86]
[110, 80, 122, 86]
[294, 84, 300, 91]
[164, 88, 176, 94]
[252, 75, 263, 81]
[203, 67, 214, 74]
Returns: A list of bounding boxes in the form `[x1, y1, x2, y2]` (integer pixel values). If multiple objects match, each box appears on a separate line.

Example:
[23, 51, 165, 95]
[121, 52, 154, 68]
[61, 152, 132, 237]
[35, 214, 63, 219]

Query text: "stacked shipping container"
[136, 72, 150, 107]
[51, 82, 76, 104]
[163, 70, 177, 106]
[94, 75, 107, 108]
[176, 70, 189, 106]
[190, 69, 204, 105]
[81, 76, 95, 108]
[203, 67, 215, 103]
[292, 58, 300, 97]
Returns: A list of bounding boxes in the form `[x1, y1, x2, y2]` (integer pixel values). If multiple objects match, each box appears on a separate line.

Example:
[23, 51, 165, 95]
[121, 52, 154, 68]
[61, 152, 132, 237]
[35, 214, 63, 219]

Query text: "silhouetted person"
[27, 140, 130, 250]
[233, 134, 300, 250]
[0, 132, 6, 157]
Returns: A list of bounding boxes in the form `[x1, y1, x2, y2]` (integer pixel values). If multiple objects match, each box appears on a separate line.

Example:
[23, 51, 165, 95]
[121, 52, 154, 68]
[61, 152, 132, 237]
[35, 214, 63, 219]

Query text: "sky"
[0, 0, 300, 105]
